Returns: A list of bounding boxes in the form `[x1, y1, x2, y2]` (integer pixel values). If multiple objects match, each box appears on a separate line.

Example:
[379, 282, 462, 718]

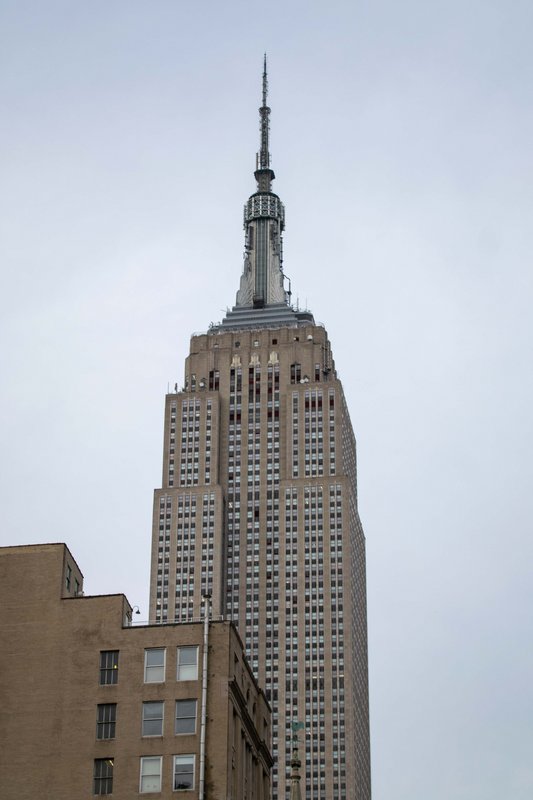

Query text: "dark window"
[96, 704, 116, 740]
[174, 755, 195, 790]
[99, 651, 119, 685]
[93, 758, 113, 795]
[290, 363, 301, 384]
[175, 699, 197, 734]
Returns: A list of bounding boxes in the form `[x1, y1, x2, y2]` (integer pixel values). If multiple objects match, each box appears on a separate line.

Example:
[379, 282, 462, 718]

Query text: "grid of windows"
[227, 356, 282, 790]
[265, 360, 280, 788]
[155, 495, 172, 621]
[204, 400, 212, 485]
[226, 363, 242, 620]
[304, 389, 324, 478]
[151, 330, 370, 800]
[303, 484, 326, 798]
[245, 361, 262, 670]
[96, 704, 116, 740]
[292, 393, 299, 477]
[168, 402, 177, 487]
[329, 390, 336, 475]
[200, 492, 215, 597]
[99, 651, 119, 686]
[329, 483, 346, 794]
[179, 399, 201, 487]
[284, 485, 299, 770]
[174, 494, 197, 621]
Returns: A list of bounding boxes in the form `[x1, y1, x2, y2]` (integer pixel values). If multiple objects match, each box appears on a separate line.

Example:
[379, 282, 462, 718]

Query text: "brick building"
[0, 543, 272, 800]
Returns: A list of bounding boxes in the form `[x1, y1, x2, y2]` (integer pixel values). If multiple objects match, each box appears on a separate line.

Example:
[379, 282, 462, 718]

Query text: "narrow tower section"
[223, 58, 313, 331]
[236, 55, 286, 311]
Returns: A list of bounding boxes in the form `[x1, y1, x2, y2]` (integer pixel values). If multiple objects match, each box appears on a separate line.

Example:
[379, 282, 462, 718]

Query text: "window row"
[96, 700, 197, 740]
[99, 647, 198, 686]
[93, 754, 195, 795]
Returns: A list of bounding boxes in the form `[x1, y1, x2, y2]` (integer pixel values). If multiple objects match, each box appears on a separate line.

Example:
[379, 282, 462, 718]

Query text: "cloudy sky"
[1, 1, 532, 798]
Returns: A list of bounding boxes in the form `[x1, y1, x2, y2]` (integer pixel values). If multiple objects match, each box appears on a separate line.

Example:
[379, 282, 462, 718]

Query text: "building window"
[140, 756, 162, 793]
[144, 648, 165, 683]
[96, 704, 116, 740]
[175, 699, 197, 734]
[177, 646, 198, 681]
[142, 701, 164, 736]
[174, 755, 195, 791]
[99, 651, 119, 685]
[93, 758, 113, 795]
[65, 564, 72, 591]
[290, 363, 301, 384]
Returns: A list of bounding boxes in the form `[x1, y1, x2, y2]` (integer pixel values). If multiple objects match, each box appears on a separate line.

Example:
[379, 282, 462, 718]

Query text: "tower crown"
[217, 58, 314, 330]
[236, 55, 286, 310]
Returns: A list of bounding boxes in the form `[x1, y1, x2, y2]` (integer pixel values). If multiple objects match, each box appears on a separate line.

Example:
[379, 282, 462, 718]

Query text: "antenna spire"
[262, 52, 268, 107]
[255, 54, 275, 191]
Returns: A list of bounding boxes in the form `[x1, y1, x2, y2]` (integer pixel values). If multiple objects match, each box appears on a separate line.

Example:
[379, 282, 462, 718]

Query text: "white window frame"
[175, 699, 197, 735]
[176, 646, 198, 681]
[142, 701, 164, 737]
[173, 754, 195, 791]
[140, 756, 162, 793]
[144, 648, 166, 683]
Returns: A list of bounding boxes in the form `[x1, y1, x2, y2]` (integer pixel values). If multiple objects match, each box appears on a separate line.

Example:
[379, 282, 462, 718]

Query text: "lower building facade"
[0, 543, 272, 800]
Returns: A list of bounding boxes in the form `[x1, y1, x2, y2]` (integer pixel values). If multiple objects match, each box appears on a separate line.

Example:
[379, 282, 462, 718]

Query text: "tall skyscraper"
[149, 60, 371, 800]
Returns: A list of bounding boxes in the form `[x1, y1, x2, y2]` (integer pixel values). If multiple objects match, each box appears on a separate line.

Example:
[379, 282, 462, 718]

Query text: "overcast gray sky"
[1, 1, 532, 798]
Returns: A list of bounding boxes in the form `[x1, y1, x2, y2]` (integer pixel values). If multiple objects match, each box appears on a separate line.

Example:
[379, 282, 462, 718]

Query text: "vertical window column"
[329, 390, 336, 475]
[292, 392, 299, 478]
[329, 483, 345, 795]
[168, 402, 177, 486]
[204, 400, 212, 484]
[226, 366, 242, 621]
[175, 494, 197, 621]
[201, 492, 215, 597]
[156, 495, 172, 621]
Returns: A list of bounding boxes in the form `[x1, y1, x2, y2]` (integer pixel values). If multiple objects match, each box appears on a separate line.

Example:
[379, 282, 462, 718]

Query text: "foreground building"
[0, 543, 271, 799]
[149, 62, 371, 799]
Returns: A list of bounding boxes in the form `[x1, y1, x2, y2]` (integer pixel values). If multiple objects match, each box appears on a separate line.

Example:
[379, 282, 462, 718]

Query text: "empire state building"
[149, 60, 371, 800]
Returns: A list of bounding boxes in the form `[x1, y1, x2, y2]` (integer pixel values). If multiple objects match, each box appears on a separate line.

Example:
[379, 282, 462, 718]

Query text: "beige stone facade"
[0, 543, 271, 800]
[149, 323, 371, 799]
